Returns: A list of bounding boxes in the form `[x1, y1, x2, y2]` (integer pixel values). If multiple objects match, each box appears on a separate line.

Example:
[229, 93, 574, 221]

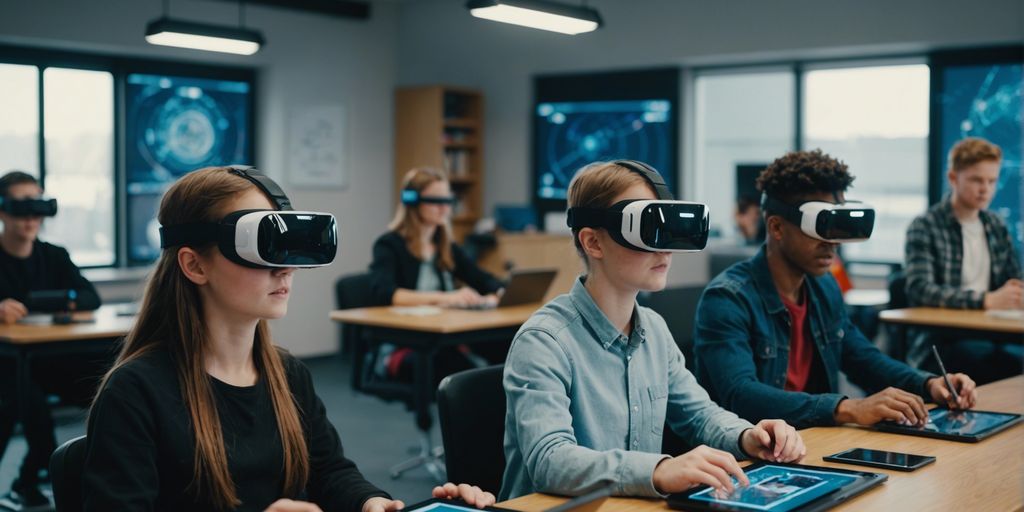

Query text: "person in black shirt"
[84, 167, 494, 512]
[0, 171, 102, 510]
[368, 168, 505, 381]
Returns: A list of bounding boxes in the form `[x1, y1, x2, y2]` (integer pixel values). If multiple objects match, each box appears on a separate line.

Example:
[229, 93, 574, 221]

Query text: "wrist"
[738, 428, 752, 458]
[834, 398, 855, 424]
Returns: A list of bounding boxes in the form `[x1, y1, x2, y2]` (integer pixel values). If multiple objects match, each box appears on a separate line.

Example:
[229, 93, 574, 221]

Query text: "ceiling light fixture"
[466, 0, 602, 35]
[145, 0, 264, 55]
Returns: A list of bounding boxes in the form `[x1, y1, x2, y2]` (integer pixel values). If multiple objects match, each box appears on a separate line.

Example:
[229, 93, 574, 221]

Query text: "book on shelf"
[443, 148, 471, 177]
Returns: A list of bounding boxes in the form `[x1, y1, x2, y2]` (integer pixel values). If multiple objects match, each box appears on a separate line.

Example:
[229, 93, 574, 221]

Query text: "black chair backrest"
[888, 269, 908, 309]
[437, 365, 506, 493]
[638, 285, 705, 371]
[50, 435, 87, 512]
[335, 272, 373, 361]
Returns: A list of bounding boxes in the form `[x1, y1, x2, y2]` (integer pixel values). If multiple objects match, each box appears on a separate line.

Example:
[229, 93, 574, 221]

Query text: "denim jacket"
[693, 247, 934, 429]
[500, 277, 752, 501]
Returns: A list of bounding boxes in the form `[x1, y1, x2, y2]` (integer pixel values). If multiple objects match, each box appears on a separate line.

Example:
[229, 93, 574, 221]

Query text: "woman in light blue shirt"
[500, 161, 805, 501]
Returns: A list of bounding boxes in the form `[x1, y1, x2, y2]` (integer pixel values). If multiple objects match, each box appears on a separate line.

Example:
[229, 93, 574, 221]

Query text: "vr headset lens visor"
[253, 212, 338, 266]
[810, 205, 875, 241]
[636, 202, 710, 251]
[1, 198, 58, 217]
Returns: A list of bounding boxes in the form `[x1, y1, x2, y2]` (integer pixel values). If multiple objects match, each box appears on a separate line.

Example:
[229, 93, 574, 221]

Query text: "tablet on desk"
[668, 462, 886, 512]
[400, 499, 516, 512]
[876, 408, 1022, 442]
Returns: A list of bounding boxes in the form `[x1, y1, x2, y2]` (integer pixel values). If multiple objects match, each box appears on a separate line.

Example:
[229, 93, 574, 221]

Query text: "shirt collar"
[569, 276, 646, 351]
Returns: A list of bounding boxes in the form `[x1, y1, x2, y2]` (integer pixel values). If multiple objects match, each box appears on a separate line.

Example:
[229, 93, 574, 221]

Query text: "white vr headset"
[566, 160, 710, 253]
[761, 194, 875, 243]
[159, 166, 338, 269]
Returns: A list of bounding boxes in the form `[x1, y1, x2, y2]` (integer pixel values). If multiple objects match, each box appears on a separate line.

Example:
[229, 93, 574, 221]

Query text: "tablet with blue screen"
[667, 462, 886, 512]
[401, 499, 516, 512]
[875, 408, 1022, 442]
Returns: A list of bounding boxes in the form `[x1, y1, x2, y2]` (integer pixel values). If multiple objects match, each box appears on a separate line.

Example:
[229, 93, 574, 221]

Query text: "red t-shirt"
[781, 288, 813, 392]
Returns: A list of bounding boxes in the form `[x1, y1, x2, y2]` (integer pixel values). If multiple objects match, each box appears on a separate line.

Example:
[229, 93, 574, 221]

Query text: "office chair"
[638, 285, 706, 372]
[49, 435, 87, 512]
[887, 269, 909, 361]
[437, 365, 506, 493]
[334, 272, 444, 480]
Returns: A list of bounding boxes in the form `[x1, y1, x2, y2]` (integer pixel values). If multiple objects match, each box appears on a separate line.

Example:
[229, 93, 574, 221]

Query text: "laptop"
[458, 268, 557, 310]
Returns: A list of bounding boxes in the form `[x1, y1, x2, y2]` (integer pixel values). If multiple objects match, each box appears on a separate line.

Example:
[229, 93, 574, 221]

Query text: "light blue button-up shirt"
[500, 277, 753, 500]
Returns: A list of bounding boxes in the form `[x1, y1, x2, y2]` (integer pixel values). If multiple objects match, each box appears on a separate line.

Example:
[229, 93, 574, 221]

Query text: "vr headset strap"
[228, 166, 294, 211]
[761, 194, 805, 226]
[159, 223, 222, 248]
[565, 207, 621, 230]
[612, 160, 673, 200]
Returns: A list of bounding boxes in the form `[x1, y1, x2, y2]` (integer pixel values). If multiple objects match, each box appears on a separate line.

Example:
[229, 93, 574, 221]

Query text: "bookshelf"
[394, 86, 484, 242]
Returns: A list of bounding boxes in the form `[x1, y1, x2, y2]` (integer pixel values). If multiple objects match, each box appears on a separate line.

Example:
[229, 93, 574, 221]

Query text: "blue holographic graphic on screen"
[939, 63, 1023, 260]
[535, 99, 673, 200]
[125, 73, 251, 263]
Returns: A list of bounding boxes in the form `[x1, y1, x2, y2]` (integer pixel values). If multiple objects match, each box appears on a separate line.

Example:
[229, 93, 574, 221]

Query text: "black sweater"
[83, 348, 389, 512]
[0, 240, 101, 311]
[368, 231, 503, 306]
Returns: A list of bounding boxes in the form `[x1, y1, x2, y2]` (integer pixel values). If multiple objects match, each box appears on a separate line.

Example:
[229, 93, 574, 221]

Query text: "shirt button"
[633, 440, 639, 447]
[764, 347, 771, 355]
[633, 405, 639, 412]
[627, 355, 632, 361]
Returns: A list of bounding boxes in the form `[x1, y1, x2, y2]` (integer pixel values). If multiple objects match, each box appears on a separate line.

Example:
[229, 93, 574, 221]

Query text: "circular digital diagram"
[134, 89, 235, 182]
[536, 100, 672, 200]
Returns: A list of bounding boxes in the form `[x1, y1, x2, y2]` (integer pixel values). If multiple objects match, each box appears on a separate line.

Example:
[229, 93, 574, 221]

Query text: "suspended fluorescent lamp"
[146, 17, 264, 55]
[467, 0, 602, 35]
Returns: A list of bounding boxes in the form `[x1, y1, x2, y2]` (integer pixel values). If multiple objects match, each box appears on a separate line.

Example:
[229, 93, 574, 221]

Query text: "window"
[694, 70, 794, 239]
[0, 63, 39, 175]
[0, 46, 255, 268]
[43, 68, 115, 266]
[802, 63, 930, 263]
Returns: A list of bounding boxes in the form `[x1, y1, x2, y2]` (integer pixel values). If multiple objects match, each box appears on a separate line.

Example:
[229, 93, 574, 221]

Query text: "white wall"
[395, 0, 1023, 282]
[0, 0, 399, 356]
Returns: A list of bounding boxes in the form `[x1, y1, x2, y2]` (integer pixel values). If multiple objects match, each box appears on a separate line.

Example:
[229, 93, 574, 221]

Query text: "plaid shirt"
[904, 198, 1022, 309]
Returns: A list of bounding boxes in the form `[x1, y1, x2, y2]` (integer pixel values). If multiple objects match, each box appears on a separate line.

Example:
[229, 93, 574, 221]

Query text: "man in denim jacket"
[694, 150, 978, 429]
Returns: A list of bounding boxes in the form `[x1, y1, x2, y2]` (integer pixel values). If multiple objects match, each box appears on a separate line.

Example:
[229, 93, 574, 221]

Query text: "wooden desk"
[329, 304, 538, 434]
[0, 306, 133, 444]
[879, 307, 1024, 341]
[501, 376, 1024, 511]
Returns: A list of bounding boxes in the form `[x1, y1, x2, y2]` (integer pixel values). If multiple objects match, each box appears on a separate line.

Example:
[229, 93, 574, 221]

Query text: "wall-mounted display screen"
[125, 73, 252, 263]
[535, 99, 673, 200]
[938, 62, 1022, 259]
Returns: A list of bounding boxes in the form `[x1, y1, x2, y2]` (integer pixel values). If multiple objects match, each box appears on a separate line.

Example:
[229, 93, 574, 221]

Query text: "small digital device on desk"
[668, 462, 886, 512]
[823, 448, 935, 472]
[876, 408, 1022, 442]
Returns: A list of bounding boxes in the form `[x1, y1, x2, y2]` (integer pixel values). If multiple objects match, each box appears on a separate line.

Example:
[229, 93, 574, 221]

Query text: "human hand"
[263, 499, 323, 512]
[0, 298, 27, 324]
[740, 420, 805, 463]
[984, 280, 1024, 310]
[431, 482, 496, 508]
[362, 497, 405, 512]
[442, 287, 486, 308]
[927, 374, 977, 410]
[835, 387, 929, 426]
[652, 445, 749, 495]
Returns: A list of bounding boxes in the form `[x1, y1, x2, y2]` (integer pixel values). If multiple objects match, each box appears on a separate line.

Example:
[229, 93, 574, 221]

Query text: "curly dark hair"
[756, 149, 854, 204]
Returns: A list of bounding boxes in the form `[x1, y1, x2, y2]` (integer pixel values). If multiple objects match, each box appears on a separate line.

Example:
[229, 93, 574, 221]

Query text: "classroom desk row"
[500, 374, 1024, 511]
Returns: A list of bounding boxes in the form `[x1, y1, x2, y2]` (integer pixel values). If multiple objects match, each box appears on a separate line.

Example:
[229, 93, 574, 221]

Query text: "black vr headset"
[159, 166, 338, 269]
[761, 193, 875, 243]
[0, 197, 58, 217]
[401, 188, 457, 206]
[566, 160, 710, 253]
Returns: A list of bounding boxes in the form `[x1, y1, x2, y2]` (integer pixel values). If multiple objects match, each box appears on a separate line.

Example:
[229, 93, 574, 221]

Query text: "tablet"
[875, 408, 1022, 442]
[667, 462, 887, 512]
[401, 498, 517, 512]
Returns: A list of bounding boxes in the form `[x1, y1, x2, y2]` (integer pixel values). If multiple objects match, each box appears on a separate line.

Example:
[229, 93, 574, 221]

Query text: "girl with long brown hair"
[82, 167, 494, 511]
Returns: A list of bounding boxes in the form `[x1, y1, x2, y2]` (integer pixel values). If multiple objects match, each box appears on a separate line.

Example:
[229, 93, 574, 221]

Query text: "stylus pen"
[931, 345, 962, 410]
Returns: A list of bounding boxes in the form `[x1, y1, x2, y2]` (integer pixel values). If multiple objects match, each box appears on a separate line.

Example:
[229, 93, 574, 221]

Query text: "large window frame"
[0, 44, 256, 268]
[692, 54, 934, 267]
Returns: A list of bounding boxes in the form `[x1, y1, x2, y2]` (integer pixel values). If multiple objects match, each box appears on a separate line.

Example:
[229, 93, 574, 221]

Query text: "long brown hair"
[388, 167, 455, 271]
[92, 167, 309, 510]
